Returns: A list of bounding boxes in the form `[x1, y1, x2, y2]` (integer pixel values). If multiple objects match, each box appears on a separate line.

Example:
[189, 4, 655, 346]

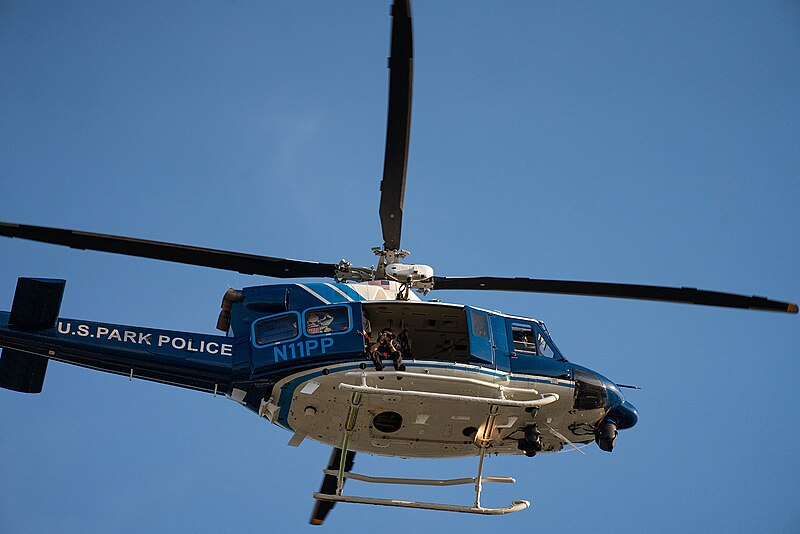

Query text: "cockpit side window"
[253, 312, 300, 346]
[304, 306, 350, 336]
[511, 323, 537, 353]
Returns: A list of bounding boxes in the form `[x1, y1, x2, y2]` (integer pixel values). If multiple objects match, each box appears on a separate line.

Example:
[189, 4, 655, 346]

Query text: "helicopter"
[1, 1, 797, 529]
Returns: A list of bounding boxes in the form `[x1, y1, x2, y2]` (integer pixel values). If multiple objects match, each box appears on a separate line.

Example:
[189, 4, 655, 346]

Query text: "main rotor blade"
[432, 276, 798, 314]
[0, 222, 338, 279]
[379, 0, 413, 251]
[310, 448, 356, 526]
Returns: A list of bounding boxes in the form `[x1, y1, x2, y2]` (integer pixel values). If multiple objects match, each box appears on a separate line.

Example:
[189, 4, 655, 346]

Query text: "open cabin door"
[466, 308, 514, 371]
[462, 307, 511, 369]
[249, 302, 366, 377]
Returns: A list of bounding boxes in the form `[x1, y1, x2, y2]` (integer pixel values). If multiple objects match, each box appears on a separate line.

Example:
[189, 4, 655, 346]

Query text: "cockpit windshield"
[537, 331, 556, 358]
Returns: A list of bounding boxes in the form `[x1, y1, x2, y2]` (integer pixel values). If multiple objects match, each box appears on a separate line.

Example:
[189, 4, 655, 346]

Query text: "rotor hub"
[334, 248, 434, 297]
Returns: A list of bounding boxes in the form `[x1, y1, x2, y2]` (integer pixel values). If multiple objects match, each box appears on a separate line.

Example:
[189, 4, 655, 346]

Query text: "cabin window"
[305, 306, 350, 335]
[253, 312, 299, 346]
[470, 310, 489, 339]
[511, 323, 536, 353]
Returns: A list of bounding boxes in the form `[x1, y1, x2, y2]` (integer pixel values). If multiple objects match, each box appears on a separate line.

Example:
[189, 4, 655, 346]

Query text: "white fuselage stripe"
[296, 284, 330, 305]
[325, 283, 353, 302]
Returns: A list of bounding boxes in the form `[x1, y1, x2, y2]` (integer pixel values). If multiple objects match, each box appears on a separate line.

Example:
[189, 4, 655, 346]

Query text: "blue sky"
[1, 1, 799, 532]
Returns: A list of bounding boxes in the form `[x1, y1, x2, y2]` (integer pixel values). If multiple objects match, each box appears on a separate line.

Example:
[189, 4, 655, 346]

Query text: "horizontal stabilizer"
[0, 278, 66, 393]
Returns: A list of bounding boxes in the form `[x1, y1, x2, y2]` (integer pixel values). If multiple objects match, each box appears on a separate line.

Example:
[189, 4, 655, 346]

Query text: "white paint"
[287, 432, 306, 447]
[413, 414, 430, 425]
[296, 284, 330, 304]
[229, 388, 247, 403]
[325, 283, 353, 302]
[496, 416, 518, 429]
[300, 381, 320, 395]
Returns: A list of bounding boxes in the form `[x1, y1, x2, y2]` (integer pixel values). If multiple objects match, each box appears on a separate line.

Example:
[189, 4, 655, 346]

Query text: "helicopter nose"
[590, 374, 638, 452]
[600, 377, 638, 430]
[607, 400, 638, 430]
[573, 366, 638, 431]
[595, 400, 638, 452]
[603, 378, 624, 407]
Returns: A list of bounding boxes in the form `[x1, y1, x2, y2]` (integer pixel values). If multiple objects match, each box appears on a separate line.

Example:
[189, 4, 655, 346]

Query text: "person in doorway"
[361, 310, 372, 344]
[368, 327, 405, 372]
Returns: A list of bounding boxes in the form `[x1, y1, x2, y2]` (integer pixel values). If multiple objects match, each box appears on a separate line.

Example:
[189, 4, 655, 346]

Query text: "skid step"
[312, 493, 530, 515]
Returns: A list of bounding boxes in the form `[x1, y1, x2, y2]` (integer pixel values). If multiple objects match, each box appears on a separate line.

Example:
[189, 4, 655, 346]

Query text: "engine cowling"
[385, 263, 434, 282]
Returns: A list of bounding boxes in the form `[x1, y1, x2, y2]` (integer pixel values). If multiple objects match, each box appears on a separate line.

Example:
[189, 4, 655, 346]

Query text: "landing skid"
[312, 493, 530, 515]
[312, 375, 537, 517]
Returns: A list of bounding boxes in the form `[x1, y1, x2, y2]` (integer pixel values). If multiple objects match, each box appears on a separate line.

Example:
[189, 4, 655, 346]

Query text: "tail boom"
[0, 278, 235, 394]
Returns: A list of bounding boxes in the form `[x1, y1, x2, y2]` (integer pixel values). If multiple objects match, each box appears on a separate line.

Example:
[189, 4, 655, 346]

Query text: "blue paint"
[607, 401, 638, 430]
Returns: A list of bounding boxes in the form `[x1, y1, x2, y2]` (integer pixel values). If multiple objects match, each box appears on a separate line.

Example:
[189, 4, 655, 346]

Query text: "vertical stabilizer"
[0, 278, 66, 393]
